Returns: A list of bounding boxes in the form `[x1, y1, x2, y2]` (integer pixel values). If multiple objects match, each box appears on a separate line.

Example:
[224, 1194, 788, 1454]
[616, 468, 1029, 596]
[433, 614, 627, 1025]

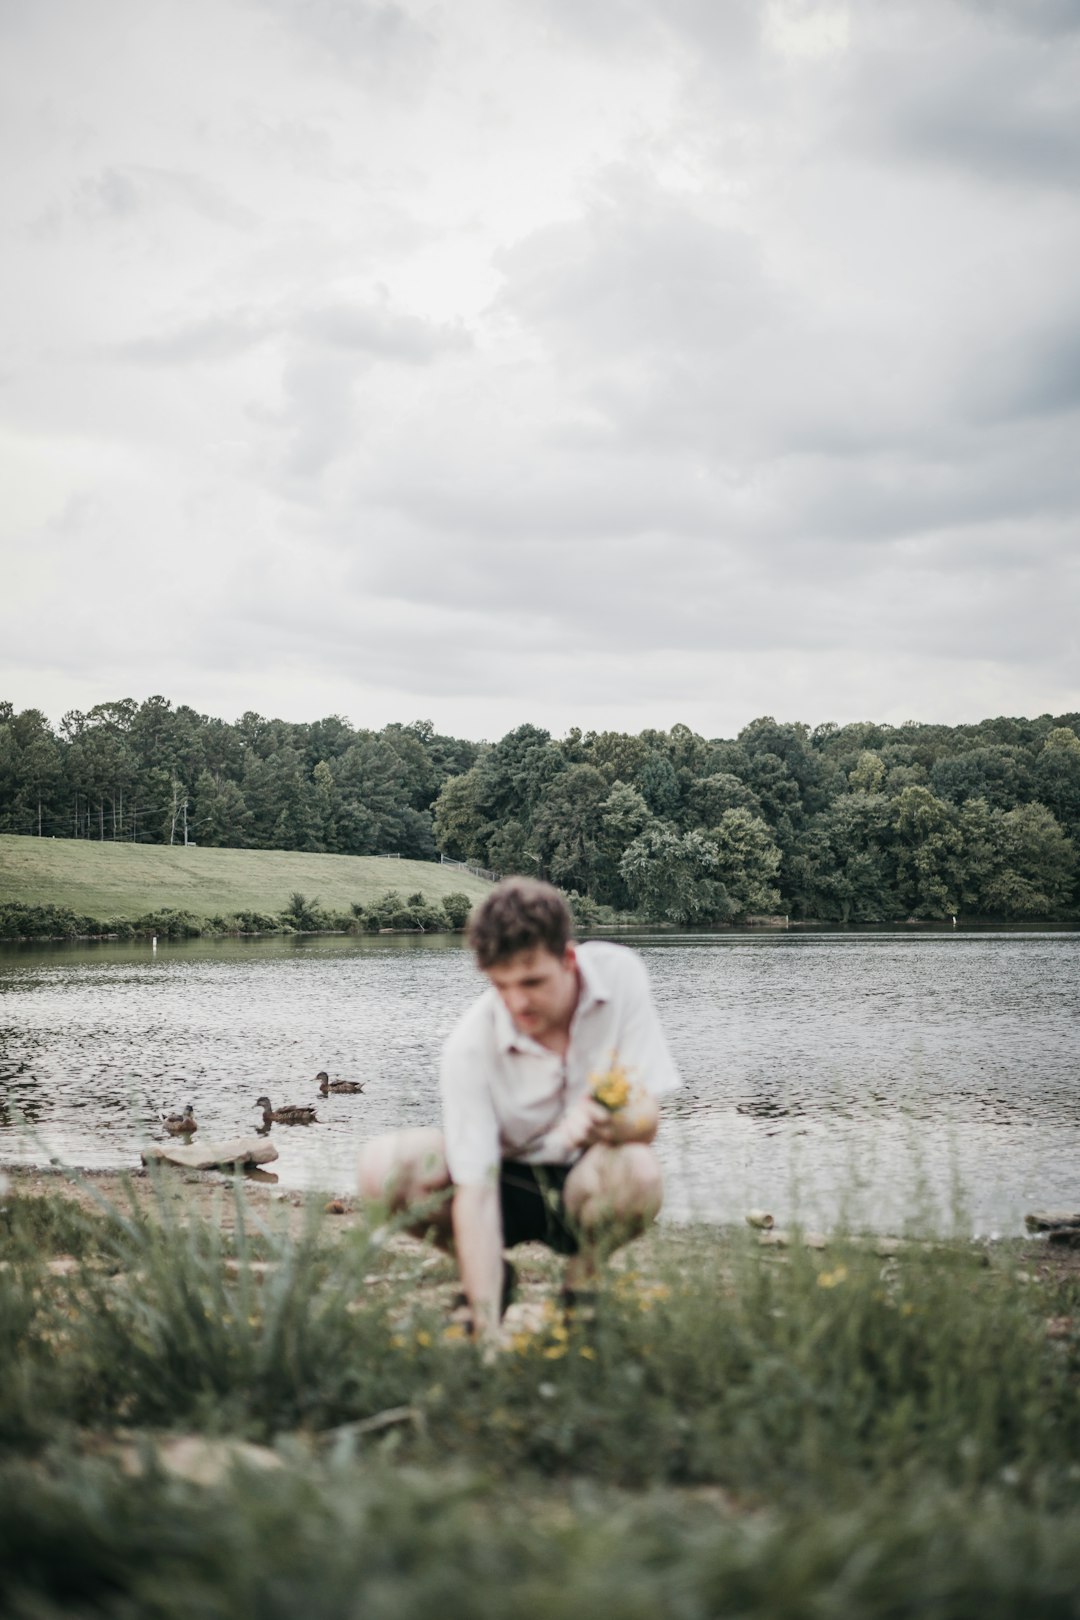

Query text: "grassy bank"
[1, 1173, 1078, 1616]
[0, 835, 492, 929]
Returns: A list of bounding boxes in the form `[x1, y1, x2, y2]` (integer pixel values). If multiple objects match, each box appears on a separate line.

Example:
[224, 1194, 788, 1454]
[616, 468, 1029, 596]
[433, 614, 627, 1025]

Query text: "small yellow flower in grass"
[900, 1301, 916, 1317]
[443, 1322, 468, 1342]
[817, 1265, 848, 1289]
[390, 1333, 406, 1350]
[542, 1343, 568, 1359]
[415, 1330, 432, 1347]
[579, 1345, 596, 1360]
[589, 1052, 633, 1113]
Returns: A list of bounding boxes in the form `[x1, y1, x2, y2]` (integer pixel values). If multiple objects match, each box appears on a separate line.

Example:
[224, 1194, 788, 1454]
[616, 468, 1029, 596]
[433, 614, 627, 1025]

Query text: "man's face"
[485, 945, 579, 1044]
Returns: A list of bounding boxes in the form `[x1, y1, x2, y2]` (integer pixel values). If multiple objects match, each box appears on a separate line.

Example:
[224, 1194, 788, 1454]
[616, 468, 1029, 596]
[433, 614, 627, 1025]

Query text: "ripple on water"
[0, 930, 1077, 1232]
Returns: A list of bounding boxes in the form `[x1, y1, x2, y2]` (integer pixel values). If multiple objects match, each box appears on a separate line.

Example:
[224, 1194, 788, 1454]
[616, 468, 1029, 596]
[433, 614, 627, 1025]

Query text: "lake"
[1, 929, 1077, 1234]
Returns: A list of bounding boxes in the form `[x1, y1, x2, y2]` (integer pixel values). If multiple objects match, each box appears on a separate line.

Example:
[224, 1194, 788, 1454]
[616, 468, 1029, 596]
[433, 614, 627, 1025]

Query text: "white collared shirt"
[439, 940, 681, 1186]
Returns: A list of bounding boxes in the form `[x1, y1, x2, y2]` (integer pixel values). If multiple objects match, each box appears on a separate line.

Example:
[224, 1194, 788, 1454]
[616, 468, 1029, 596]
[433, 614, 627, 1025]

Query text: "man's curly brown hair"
[466, 877, 572, 968]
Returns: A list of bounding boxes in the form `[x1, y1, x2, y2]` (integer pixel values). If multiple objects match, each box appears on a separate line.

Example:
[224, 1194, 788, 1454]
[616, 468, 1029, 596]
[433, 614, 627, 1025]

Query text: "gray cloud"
[962, 0, 1080, 36]
[527, 0, 760, 60]
[257, 0, 435, 80]
[117, 310, 274, 365]
[497, 168, 774, 364]
[116, 297, 469, 370]
[841, 8, 1080, 188]
[298, 301, 471, 362]
[968, 317, 1080, 421]
[60, 164, 258, 232]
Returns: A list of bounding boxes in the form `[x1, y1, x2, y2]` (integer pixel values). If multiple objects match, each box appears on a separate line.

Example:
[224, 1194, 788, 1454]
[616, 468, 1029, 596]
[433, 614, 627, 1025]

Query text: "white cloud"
[0, 0, 1077, 741]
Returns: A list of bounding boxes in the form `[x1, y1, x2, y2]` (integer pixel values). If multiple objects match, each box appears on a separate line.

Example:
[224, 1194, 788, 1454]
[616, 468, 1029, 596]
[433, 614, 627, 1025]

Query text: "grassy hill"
[0, 835, 493, 925]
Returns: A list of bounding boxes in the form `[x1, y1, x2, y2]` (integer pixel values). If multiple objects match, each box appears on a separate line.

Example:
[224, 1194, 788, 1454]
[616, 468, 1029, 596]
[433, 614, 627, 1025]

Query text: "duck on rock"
[162, 1104, 197, 1135]
[256, 1096, 318, 1125]
[316, 1071, 366, 1095]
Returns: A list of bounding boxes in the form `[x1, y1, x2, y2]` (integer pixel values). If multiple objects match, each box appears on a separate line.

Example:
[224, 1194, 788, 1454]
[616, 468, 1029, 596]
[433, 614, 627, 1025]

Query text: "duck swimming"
[162, 1104, 197, 1135]
[256, 1096, 318, 1125]
[316, 1071, 366, 1095]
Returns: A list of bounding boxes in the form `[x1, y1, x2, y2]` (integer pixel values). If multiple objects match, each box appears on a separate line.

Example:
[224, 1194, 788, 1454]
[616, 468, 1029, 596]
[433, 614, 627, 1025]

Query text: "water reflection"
[1, 929, 1078, 1234]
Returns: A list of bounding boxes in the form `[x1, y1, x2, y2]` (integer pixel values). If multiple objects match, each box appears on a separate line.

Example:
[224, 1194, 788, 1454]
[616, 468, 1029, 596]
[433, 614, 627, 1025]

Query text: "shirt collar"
[490, 945, 611, 1055]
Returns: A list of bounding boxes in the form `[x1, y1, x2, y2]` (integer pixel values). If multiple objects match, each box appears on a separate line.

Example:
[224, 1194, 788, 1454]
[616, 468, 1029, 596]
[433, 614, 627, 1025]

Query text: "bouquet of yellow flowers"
[590, 1054, 633, 1113]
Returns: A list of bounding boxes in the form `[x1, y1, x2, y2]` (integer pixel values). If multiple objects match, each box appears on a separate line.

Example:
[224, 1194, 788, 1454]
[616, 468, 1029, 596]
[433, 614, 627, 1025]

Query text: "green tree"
[432, 768, 488, 863]
[193, 770, 253, 847]
[487, 818, 532, 877]
[1033, 728, 1080, 836]
[620, 824, 720, 923]
[930, 745, 1034, 809]
[709, 809, 783, 918]
[533, 764, 609, 895]
[789, 794, 897, 922]
[963, 800, 1076, 916]
[848, 751, 886, 795]
[893, 787, 963, 918]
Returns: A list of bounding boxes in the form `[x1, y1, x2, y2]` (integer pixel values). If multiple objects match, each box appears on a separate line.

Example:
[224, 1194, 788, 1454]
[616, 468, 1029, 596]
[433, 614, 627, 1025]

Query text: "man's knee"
[566, 1143, 663, 1225]
[357, 1127, 448, 1210]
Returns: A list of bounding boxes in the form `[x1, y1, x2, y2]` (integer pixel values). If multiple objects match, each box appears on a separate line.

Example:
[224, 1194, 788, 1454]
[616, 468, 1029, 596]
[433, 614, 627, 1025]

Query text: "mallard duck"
[162, 1104, 197, 1135]
[316, 1071, 366, 1095]
[255, 1095, 317, 1125]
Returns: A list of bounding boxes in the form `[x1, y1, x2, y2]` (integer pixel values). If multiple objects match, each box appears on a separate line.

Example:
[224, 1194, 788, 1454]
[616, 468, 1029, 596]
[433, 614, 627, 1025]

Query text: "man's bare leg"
[356, 1127, 454, 1246]
[562, 1142, 663, 1290]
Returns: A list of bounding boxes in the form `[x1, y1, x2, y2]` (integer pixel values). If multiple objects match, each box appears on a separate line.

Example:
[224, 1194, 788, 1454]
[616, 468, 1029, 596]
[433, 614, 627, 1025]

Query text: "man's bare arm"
[451, 1182, 504, 1340]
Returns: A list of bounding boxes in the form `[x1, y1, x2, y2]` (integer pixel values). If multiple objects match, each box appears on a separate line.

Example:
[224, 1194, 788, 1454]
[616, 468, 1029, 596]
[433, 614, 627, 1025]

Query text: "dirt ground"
[4, 1163, 1078, 1289]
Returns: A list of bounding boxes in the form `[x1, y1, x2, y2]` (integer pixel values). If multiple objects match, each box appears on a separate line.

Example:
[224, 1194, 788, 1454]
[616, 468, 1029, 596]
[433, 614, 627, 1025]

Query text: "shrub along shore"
[0, 1169, 1078, 1617]
[0, 887, 478, 943]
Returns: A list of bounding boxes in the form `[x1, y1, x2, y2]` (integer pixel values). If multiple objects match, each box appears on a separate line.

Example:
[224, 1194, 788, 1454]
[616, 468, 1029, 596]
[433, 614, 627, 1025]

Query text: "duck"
[316, 1071, 366, 1095]
[162, 1104, 197, 1135]
[255, 1095, 318, 1125]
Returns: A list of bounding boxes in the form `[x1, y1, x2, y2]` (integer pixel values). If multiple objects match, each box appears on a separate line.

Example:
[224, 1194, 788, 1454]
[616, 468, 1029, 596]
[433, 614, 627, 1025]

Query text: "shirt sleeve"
[612, 949, 681, 1099]
[439, 1028, 502, 1187]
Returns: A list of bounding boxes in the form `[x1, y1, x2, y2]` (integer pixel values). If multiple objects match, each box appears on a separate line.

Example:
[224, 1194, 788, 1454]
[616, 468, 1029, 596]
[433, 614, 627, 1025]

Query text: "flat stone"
[141, 1136, 278, 1171]
[1025, 1211, 1080, 1232]
[118, 1435, 282, 1485]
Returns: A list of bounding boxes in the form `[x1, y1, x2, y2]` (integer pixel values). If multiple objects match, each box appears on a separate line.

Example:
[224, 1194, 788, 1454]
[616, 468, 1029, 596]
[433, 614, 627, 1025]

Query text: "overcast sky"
[2, 0, 1078, 742]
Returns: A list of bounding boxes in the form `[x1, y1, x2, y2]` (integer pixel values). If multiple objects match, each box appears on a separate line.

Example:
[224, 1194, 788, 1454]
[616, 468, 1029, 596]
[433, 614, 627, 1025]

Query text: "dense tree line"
[0, 698, 477, 861]
[2, 698, 1079, 923]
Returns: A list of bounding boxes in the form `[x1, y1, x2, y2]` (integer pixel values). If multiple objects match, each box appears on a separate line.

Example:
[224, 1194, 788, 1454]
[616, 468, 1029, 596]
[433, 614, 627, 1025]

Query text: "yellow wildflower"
[589, 1052, 633, 1112]
[415, 1330, 432, 1347]
[579, 1345, 596, 1360]
[543, 1343, 568, 1360]
[817, 1266, 848, 1289]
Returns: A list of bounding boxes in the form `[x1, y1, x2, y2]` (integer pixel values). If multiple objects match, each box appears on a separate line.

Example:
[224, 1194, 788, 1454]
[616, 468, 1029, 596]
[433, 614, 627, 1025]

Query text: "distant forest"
[2, 697, 1079, 923]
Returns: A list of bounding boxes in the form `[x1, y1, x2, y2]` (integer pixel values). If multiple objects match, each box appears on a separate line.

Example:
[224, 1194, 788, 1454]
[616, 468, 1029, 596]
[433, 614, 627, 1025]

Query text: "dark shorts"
[499, 1160, 580, 1255]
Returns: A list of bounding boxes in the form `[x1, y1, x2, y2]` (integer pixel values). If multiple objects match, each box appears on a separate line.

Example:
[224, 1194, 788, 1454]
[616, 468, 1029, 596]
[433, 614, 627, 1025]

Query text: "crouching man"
[357, 877, 680, 1341]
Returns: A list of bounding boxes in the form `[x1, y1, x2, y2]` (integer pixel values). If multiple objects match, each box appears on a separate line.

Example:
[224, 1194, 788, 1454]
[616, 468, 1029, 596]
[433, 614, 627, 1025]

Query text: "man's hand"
[553, 1086, 660, 1154]
[554, 1094, 611, 1153]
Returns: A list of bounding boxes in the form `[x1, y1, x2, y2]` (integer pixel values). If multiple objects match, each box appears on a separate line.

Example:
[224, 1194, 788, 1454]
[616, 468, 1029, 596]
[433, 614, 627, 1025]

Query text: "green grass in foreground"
[1, 1180, 1079, 1616]
[0, 834, 492, 925]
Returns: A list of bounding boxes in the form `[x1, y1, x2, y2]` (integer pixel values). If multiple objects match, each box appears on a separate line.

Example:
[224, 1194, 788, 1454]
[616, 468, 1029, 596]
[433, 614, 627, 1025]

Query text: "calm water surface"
[1, 930, 1077, 1234]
